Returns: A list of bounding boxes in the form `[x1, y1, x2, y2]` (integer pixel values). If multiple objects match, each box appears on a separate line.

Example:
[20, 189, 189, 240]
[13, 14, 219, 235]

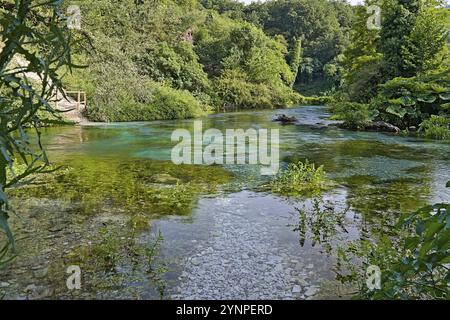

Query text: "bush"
[215, 69, 301, 109]
[302, 96, 333, 105]
[337, 200, 449, 300]
[373, 71, 450, 128]
[419, 115, 450, 140]
[87, 81, 206, 122]
[330, 102, 371, 130]
[270, 160, 328, 196]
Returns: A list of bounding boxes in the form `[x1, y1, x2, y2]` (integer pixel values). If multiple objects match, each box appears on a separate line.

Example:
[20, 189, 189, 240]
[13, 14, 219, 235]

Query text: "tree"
[289, 37, 302, 88]
[242, 0, 354, 91]
[380, 0, 448, 79]
[0, 0, 78, 259]
[341, 1, 383, 102]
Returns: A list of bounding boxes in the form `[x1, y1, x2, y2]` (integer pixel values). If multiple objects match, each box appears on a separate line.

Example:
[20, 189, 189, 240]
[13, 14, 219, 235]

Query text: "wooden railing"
[56, 90, 87, 111]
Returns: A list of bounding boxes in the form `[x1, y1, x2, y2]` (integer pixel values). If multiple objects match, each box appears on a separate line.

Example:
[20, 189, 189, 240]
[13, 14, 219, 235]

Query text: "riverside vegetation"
[329, 0, 450, 140]
[1, 0, 449, 300]
[61, 0, 354, 121]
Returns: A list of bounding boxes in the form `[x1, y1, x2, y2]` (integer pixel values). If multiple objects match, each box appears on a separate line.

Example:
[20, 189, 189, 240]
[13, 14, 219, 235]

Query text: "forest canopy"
[63, 0, 354, 122]
[57, 0, 450, 139]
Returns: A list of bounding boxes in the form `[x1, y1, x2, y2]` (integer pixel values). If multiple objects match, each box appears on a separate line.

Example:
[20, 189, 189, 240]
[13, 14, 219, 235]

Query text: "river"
[1, 106, 449, 299]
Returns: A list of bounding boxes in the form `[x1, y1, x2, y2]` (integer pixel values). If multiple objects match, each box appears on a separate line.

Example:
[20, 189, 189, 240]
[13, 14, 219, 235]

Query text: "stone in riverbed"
[292, 285, 302, 293]
[191, 258, 200, 266]
[33, 267, 49, 279]
[274, 264, 283, 272]
[272, 114, 298, 124]
[304, 286, 319, 297]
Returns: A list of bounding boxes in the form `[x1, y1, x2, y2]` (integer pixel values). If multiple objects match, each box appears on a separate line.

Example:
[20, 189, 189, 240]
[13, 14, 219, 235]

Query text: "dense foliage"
[270, 160, 328, 196]
[334, 0, 450, 139]
[337, 198, 449, 299]
[206, 0, 355, 95]
[64, 0, 328, 121]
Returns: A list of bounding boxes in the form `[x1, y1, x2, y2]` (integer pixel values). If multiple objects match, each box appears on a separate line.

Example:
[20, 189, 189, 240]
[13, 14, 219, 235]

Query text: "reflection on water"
[2, 106, 449, 299]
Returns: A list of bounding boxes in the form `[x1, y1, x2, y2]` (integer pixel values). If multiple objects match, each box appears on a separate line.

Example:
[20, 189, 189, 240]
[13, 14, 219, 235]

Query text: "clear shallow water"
[42, 105, 450, 203]
[3, 106, 450, 299]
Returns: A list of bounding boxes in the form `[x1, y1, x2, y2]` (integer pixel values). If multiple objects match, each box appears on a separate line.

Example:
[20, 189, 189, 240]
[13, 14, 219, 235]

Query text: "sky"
[240, 0, 362, 4]
[240, 0, 450, 4]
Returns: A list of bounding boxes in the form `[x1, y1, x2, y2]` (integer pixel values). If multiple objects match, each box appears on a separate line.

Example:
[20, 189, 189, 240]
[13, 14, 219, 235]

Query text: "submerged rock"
[304, 286, 319, 297]
[292, 285, 302, 293]
[365, 121, 400, 133]
[273, 114, 298, 124]
[33, 267, 49, 279]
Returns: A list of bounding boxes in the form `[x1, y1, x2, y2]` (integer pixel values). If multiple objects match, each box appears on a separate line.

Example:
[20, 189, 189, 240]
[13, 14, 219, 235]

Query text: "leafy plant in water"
[335, 183, 450, 300]
[0, 241, 14, 268]
[145, 231, 167, 300]
[270, 160, 328, 196]
[330, 102, 374, 130]
[372, 71, 450, 129]
[292, 198, 348, 253]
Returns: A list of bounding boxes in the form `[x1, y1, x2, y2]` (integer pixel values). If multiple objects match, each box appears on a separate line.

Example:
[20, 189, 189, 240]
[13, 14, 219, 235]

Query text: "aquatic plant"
[9, 158, 232, 217]
[270, 160, 328, 196]
[292, 198, 348, 253]
[145, 231, 167, 300]
[0, 242, 14, 269]
[336, 184, 450, 300]
[64, 226, 168, 298]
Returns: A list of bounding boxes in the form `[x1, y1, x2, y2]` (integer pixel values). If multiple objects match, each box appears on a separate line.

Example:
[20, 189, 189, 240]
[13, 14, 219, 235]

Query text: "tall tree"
[289, 37, 302, 88]
[379, 0, 448, 78]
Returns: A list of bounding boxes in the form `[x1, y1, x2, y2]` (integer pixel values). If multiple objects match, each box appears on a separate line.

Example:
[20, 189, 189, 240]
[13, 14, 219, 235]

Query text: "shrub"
[87, 81, 206, 122]
[337, 201, 449, 300]
[419, 115, 450, 140]
[215, 69, 301, 109]
[373, 71, 450, 128]
[330, 102, 371, 130]
[270, 160, 328, 196]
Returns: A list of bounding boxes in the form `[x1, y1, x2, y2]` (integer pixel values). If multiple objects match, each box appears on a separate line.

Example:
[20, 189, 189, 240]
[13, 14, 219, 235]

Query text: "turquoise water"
[42, 105, 450, 204]
[2, 106, 449, 299]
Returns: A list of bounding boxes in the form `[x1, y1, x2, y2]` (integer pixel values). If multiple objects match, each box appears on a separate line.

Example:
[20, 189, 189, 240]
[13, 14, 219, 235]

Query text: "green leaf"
[399, 96, 416, 106]
[439, 93, 450, 101]
[386, 105, 407, 118]
[417, 94, 437, 103]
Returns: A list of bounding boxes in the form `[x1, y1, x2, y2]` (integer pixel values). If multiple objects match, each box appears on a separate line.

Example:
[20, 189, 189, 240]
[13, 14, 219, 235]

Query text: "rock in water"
[273, 114, 297, 124]
[365, 121, 400, 133]
[292, 285, 302, 293]
[304, 286, 319, 297]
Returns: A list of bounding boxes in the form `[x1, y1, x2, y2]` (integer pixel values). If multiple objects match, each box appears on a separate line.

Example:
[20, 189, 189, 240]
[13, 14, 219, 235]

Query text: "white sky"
[239, 0, 363, 4]
[240, 0, 450, 6]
